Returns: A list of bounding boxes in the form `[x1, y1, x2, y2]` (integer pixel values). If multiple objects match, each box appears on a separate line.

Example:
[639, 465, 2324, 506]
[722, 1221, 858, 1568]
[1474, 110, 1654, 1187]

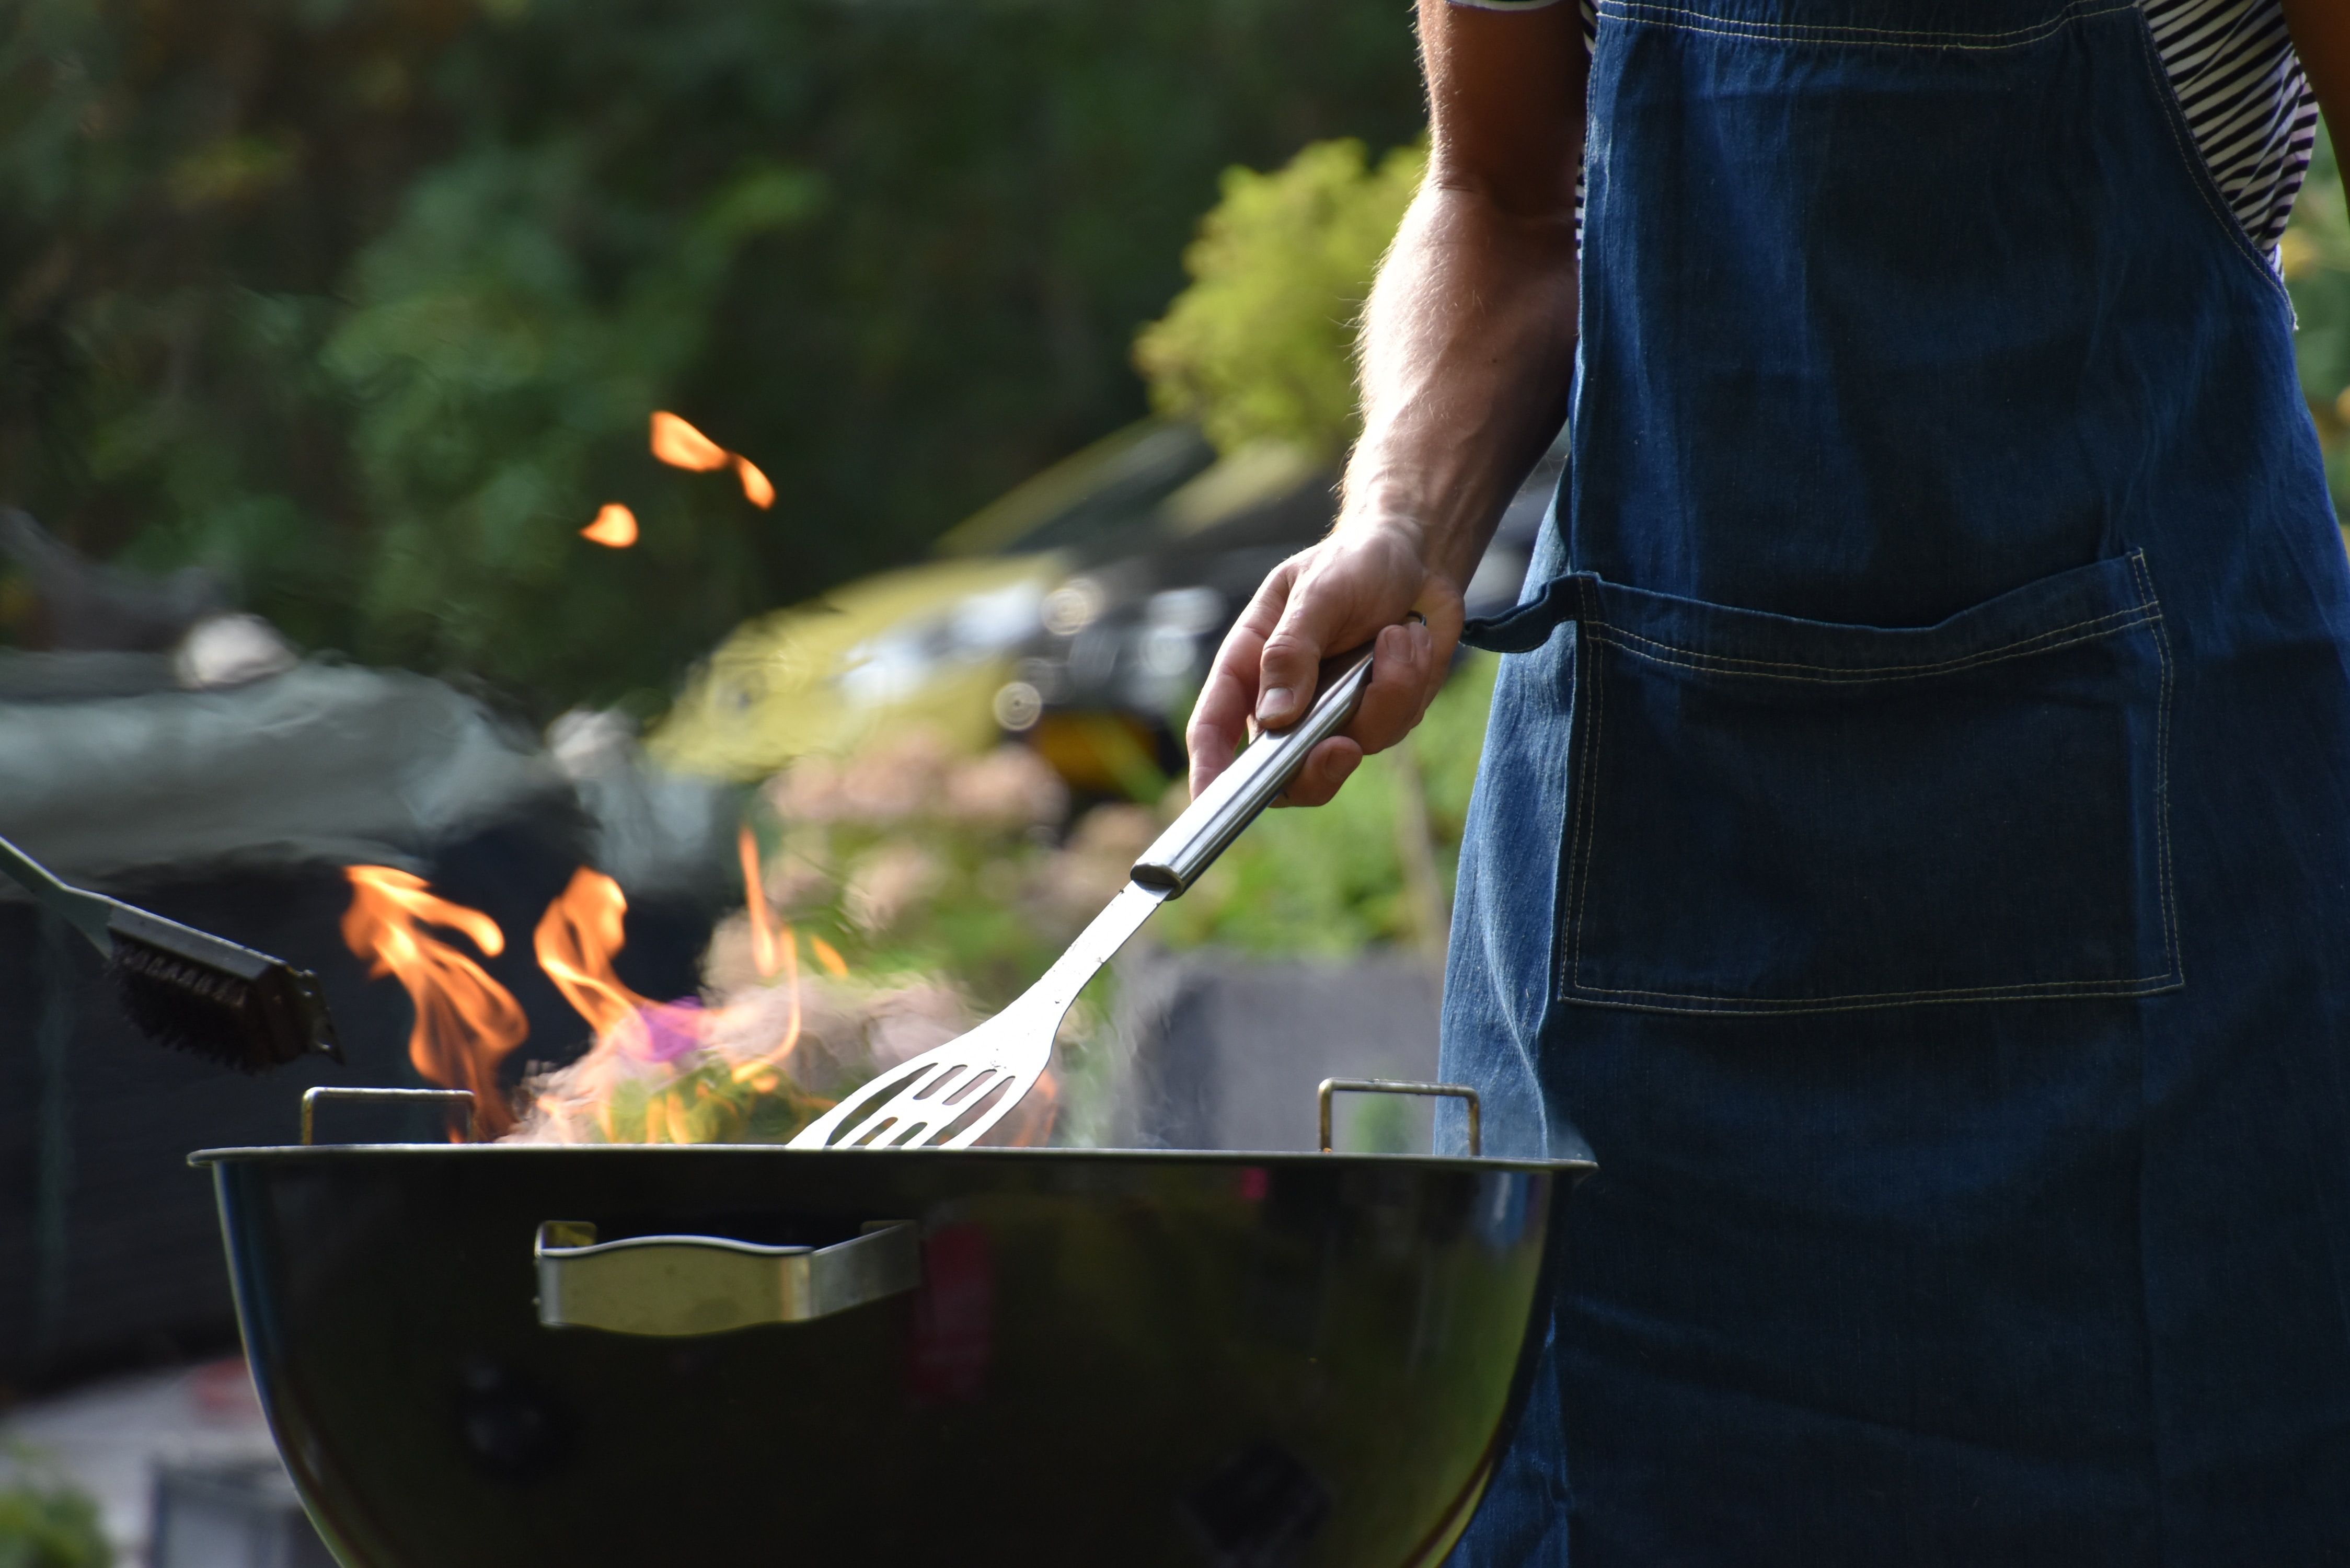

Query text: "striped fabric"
[1448, 0, 2319, 259]
[2142, 0, 2318, 254]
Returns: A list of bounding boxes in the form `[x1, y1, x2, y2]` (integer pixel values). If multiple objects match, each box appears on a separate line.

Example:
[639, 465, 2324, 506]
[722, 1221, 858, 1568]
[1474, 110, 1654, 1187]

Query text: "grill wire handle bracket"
[1317, 1078, 1481, 1157]
[534, 1221, 921, 1337]
[301, 1087, 477, 1145]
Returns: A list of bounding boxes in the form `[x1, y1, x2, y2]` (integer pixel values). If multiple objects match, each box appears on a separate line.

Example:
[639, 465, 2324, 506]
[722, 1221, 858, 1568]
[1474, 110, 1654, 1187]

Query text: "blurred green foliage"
[1135, 137, 1425, 461]
[0, 0, 1422, 711]
[2288, 125, 2350, 517]
[0, 1457, 110, 1568]
[744, 731, 1105, 1003]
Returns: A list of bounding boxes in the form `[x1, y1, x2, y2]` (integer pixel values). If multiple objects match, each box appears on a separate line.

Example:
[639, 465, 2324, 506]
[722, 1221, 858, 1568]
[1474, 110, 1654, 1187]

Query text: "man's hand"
[1184, 0, 1588, 806]
[1186, 523, 1460, 807]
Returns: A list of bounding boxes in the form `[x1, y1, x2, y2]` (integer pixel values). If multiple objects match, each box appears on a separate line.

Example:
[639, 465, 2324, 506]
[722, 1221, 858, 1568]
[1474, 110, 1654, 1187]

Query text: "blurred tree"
[0, 1456, 110, 1568]
[1134, 136, 1424, 461]
[0, 0, 1424, 711]
[2287, 124, 2350, 519]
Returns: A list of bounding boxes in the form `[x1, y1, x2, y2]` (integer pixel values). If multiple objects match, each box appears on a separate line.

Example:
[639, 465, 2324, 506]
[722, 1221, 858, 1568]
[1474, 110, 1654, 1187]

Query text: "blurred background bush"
[0, 1450, 110, 1568]
[0, 0, 1422, 716]
[2289, 131, 2350, 515]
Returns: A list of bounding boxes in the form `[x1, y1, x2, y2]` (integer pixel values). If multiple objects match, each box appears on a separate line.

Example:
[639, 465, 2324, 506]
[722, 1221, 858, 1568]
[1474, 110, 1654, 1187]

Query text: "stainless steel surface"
[1132, 648, 1376, 895]
[534, 1219, 919, 1336]
[1317, 1079, 1482, 1157]
[301, 1086, 477, 1146]
[0, 831, 111, 950]
[793, 640, 1382, 1154]
[789, 881, 1169, 1149]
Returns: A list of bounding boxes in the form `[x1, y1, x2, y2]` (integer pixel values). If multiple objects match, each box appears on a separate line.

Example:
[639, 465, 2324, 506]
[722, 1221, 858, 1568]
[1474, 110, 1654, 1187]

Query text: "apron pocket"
[1558, 550, 2179, 1014]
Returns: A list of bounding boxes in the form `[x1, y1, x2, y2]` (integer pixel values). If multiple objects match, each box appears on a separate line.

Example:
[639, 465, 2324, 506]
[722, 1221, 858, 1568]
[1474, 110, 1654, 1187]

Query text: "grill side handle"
[534, 1221, 920, 1336]
[1318, 1078, 1481, 1157]
[302, 1086, 476, 1145]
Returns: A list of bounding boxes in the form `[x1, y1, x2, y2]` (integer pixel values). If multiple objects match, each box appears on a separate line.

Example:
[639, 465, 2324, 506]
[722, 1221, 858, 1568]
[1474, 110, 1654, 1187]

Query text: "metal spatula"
[790, 645, 1378, 1151]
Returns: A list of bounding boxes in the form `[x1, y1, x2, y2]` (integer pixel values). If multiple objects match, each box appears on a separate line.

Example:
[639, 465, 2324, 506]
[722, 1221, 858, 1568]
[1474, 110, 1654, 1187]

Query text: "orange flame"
[730, 913, 803, 1083]
[728, 825, 807, 1082]
[734, 455, 775, 509]
[582, 503, 638, 548]
[1014, 1069, 1059, 1147]
[481, 838, 1078, 1150]
[341, 867, 526, 1138]
[650, 411, 730, 472]
[532, 868, 682, 1050]
[738, 824, 780, 979]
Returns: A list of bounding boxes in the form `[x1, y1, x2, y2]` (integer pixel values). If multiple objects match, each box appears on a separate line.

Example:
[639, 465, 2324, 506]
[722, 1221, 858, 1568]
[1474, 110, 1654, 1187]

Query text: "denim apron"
[1438, 2, 2350, 1563]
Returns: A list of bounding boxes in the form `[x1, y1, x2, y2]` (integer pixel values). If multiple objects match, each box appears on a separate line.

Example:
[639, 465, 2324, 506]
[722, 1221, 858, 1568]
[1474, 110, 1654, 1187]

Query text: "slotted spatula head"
[789, 645, 1379, 1152]
[788, 890, 1159, 1149]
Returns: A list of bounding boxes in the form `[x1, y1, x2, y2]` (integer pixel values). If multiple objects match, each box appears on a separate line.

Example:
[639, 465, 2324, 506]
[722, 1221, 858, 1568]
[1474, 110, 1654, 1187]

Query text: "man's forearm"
[1339, 0, 1588, 595]
[1184, 0, 1588, 802]
[1341, 183, 1580, 592]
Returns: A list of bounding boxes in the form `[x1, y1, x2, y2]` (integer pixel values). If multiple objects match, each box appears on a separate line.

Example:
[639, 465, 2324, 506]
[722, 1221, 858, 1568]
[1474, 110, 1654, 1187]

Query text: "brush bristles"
[108, 930, 340, 1073]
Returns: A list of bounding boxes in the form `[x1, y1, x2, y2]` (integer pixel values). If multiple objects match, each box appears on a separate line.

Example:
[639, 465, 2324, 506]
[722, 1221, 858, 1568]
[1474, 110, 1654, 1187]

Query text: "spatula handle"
[1131, 645, 1377, 896]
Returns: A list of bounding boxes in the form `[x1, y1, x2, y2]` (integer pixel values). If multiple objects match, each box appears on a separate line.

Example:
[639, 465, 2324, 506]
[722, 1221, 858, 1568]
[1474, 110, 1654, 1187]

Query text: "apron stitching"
[2126, 548, 2184, 982]
[1575, 972, 2184, 1001]
[2121, 5, 2295, 308]
[1596, 0, 2136, 52]
[1583, 606, 2160, 682]
[1567, 579, 1610, 994]
[1560, 975, 2186, 1012]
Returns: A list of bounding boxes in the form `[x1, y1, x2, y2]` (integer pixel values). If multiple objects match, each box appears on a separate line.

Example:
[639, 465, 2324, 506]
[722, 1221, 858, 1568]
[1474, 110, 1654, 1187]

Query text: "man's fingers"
[1345, 618, 1438, 756]
[1188, 560, 1296, 795]
[1254, 563, 1356, 728]
[1191, 529, 1461, 806]
[1276, 736, 1364, 809]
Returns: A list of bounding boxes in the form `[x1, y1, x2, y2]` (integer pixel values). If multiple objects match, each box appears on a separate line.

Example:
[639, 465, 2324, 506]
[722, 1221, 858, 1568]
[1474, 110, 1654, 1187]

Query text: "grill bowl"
[193, 1142, 1586, 1568]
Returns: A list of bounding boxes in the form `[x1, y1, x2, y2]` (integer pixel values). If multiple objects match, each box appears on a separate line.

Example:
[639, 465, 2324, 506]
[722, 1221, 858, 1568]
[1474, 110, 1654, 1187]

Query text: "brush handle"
[0, 833, 116, 953]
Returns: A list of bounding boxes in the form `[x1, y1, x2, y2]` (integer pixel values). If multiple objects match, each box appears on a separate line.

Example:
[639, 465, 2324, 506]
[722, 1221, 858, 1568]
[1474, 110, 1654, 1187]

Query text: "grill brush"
[1, 833, 342, 1071]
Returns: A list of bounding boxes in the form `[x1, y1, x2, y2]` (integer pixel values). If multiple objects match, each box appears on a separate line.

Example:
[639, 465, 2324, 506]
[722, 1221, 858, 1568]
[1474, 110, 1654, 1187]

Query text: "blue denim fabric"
[1440, 2, 2350, 1563]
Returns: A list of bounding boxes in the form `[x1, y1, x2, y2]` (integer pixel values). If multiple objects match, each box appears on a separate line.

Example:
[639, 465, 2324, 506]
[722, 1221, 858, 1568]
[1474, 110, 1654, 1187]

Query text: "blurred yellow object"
[653, 416, 1221, 783]
[649, 555, 1059, 781]
[2281, 226, 2319, 281]
[1027, 711, 1168, 799]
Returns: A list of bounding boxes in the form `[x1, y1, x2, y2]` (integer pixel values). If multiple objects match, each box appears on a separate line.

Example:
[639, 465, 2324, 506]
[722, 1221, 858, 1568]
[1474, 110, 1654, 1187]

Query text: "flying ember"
[651, 410, 775, 508]
[582, 503, 638, 548]
[649, 410, 730, 471]
[735, 455, 775, 509]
